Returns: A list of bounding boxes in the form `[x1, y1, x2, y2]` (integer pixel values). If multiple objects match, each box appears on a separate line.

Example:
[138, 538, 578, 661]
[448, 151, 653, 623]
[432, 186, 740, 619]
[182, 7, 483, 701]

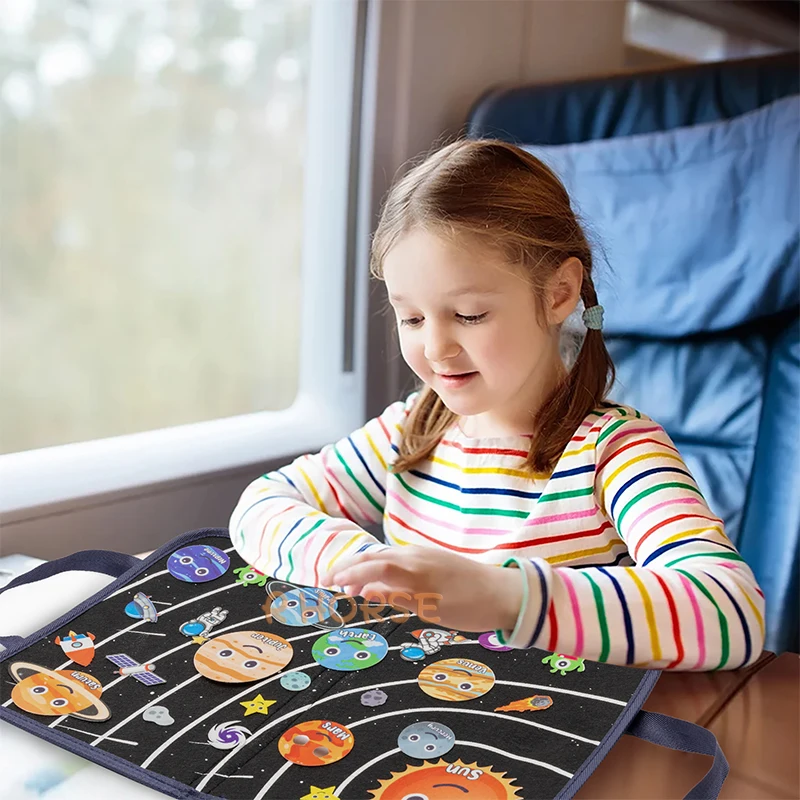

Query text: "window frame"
[0, 0, 368, 517]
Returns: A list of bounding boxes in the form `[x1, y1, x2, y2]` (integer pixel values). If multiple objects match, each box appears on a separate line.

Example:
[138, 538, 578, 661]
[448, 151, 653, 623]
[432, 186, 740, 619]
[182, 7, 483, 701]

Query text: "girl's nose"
[424, 324, 460, 362]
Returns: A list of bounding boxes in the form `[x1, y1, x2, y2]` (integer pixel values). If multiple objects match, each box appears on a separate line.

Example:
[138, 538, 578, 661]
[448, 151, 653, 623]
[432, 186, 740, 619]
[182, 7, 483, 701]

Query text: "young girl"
[229, 139, 765, 671]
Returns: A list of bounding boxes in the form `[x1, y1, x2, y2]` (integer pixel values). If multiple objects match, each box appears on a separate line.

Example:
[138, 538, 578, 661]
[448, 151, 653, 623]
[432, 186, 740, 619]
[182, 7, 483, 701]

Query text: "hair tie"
[582, 304, 604, 330]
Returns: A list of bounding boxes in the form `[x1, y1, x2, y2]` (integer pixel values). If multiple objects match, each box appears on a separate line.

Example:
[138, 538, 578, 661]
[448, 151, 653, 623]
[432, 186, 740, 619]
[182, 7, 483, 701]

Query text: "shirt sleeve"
[497, 411, 766, 670]
[228, 396, 414, 588]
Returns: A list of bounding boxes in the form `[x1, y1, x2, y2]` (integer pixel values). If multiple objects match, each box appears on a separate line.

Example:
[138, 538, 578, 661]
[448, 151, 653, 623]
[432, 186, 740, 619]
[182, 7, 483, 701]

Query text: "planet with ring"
[266, 581, 345, 630]
[8, 662, 111, 721]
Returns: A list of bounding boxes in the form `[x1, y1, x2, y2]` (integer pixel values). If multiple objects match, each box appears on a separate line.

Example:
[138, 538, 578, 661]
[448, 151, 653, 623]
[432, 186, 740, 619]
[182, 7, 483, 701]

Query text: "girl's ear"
[547, 257, 583, 325]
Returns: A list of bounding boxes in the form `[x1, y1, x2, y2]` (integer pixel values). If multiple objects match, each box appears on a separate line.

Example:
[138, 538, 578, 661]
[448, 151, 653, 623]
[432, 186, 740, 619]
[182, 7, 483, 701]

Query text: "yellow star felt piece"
[240, 694, 277, 717]
[300, 787, 341, 800]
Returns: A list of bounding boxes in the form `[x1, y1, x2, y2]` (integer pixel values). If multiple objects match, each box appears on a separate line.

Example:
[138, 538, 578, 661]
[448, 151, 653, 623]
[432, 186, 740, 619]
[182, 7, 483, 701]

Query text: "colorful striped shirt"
[229, 395, 765, 670]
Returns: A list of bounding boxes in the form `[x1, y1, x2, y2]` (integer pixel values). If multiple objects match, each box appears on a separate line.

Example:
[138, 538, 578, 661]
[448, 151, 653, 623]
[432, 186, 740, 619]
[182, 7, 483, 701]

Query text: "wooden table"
[576, 652, 800, 799]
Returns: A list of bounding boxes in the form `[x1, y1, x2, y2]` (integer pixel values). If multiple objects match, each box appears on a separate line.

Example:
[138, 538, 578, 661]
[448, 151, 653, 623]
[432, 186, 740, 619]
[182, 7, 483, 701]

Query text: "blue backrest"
[467, 55, 800, 654]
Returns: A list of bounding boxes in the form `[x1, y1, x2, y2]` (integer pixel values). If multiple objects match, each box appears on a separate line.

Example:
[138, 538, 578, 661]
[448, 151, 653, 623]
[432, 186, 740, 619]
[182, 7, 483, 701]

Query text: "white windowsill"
[0, 387, 359, 518]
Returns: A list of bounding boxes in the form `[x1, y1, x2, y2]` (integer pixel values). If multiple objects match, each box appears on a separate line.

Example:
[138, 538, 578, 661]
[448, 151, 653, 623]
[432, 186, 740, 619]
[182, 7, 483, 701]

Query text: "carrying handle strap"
[0, 550, 141, 596]
[627, 710, 729, 800]
[0, 550, 142, 654]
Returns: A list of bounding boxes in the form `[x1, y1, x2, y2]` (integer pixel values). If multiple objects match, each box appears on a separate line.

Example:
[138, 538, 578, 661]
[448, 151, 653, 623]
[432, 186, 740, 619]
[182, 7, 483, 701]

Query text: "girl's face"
[383, 229, 578, 437]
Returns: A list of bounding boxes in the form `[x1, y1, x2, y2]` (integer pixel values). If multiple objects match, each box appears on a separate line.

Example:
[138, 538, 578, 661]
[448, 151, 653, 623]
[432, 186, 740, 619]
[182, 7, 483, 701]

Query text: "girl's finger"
[359, 581, 401, 606]
[323, 551, 392, 586]
[331, 561, 392, 592]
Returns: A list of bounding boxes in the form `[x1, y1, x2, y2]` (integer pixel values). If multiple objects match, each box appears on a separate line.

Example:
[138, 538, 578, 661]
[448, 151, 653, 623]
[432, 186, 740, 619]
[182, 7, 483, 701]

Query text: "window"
[0, 0, 367, 512]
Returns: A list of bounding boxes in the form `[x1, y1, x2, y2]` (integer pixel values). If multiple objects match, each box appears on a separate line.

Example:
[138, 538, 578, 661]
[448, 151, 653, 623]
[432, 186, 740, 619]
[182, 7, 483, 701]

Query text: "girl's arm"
[502, 412, 766, 670]
[228, 397, 413, 587]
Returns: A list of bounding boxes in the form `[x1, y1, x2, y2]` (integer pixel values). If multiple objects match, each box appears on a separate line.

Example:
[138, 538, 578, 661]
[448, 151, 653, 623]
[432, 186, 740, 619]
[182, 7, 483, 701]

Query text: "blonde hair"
[371, 139, 615, 474]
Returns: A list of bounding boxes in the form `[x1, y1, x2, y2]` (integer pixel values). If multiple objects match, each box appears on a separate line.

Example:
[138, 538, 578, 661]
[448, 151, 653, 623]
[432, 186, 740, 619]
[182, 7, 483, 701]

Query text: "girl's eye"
[456, 312, 488, 324]
[400, 317, 423, 328]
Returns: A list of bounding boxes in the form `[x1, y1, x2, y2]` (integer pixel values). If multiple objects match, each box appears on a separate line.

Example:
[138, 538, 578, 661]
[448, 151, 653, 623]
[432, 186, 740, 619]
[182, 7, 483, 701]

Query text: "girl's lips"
[437, 371, 478, 388]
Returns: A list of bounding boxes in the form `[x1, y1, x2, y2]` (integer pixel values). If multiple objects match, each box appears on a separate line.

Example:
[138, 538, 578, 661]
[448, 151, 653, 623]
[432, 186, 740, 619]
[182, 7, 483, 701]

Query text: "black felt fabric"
[0, 532, 655, 800]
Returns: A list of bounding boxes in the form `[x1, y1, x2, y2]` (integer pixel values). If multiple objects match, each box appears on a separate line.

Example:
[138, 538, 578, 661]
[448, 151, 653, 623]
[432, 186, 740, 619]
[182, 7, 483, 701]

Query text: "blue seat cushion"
[525, 95, 799, 338]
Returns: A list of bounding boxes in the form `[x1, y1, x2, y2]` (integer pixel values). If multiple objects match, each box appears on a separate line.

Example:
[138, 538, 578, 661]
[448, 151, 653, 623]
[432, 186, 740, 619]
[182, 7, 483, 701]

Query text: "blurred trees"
[0, 0, 309, 453]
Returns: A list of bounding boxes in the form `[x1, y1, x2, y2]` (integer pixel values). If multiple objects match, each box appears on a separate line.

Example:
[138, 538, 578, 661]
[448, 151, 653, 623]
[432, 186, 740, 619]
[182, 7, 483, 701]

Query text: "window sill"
[0, 389, 356, 520]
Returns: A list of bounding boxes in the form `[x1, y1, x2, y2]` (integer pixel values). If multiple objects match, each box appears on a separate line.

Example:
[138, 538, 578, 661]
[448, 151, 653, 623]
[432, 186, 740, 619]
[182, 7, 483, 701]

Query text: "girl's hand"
[321, 546, 524, 634]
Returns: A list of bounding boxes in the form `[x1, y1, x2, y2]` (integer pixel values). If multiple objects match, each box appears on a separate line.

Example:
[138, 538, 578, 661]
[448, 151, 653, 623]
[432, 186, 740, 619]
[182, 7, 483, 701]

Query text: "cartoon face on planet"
[398, 721, 455, 759]
[194, 631, 292, 683]
[167, 545, 230, 583]
[367, 759, 522, 799]
[266, 581, 344, 629]
[311, 629, 388, 671]
[417, 658, 496, 702]
[278, 719, 354, 766]
[8, 662, 111, 721]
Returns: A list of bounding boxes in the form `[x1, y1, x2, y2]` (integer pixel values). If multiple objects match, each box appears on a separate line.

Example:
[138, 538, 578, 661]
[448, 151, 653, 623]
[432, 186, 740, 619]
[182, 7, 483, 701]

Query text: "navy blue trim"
[0, 527, 230, 799]
[0, 528, 227, 663]
[0, 550, 142, 596]
[0, 703, 214, 798]
[627, 711, 729, 799]
[0, 635, 24, 652]
[554, 669, 662, 799]
[0, 528, 726, 800]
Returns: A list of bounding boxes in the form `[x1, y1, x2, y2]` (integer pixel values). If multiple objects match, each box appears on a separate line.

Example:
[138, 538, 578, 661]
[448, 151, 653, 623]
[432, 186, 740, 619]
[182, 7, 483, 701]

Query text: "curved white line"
[59, 582, 246, 669]
[1, 581, 249, 710]
[143, 614, 411, 772]
[198, 687, 599, 793]
[347, 707, 600, 744]
[495, 680, 627, 707]
[454, 739, 573, 776]
[327, 748, 402, 800]
[47, 613, 269, 731]
[331, 740, 573, 798]
[89, 610, 379, 746]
